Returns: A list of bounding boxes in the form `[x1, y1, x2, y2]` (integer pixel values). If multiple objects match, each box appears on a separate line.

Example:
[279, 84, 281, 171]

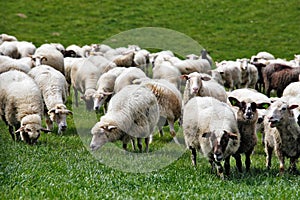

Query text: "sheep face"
[48, 105, 72, 133]
[90, 122, 117, 151]
[82, 89, 96, 111]
[267, 100, 298, 128]
[30, 55, 47, 66]
[181, 72, 211, 94]
[92, 91, 113, 111]
[202, 130, 238, 162]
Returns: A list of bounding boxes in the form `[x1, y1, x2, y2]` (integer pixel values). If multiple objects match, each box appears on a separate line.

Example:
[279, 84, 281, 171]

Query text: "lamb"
[93, 67, 126, 111]
[0, 70, 49, 144]
[215, 60, 242, 91]
[31, 44, 65, 75]
[183, 96, 240, 178]
[90, 84, 160, 152]
[228, 89, 270, 172]
[135, 78, 182, 144]
[0, 33, 17, 44]
[114, 67, 147, 93]
[263, 63, 300, 97]
[264, 98, 300, 174]
[28, 65, 72, 134]
[181, 72, 227, 105]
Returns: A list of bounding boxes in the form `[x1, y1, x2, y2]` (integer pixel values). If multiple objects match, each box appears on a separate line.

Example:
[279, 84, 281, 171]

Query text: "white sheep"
[0, 57, 31, 74]
[264, 98, 300, 174]
[282, 81, 300, 125]
[28, 65, 72, 134]
[0, 41, 20, 58]
[0, 33, 17, 44]
[114, 67, 147, 93]
[32, 44, 65, 75]
[181, 72, 227, 105]
[135, 78, 182, 144]
[90, 84, 160, 152]
[236, 58, 258, 88]
[183, 96, 240, 178]
[228, 89, 270, 172]
[0, 70, 49, 144]
[15, 41, 36, 58]
[93, 67, 126, 111]
[171, 58, 212, 75]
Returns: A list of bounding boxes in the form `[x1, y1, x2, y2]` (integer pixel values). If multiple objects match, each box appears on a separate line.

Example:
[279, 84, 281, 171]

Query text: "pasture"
[1, 0, 300, 199]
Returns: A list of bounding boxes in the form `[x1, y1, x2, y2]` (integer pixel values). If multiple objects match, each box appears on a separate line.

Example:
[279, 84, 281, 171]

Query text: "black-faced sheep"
[183, 97, 240, 178]
[0, 70, 49, 144]
[90, 85, 159, 152]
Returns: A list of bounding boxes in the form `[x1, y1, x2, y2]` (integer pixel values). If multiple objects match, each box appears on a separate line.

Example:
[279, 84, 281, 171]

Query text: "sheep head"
[92, 91, 113, 111]
[181, 72, 211, 94]
[48, 104, 72, 133]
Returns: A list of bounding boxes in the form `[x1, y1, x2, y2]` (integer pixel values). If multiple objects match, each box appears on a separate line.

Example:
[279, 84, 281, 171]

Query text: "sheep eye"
[26, 128, 32, 132]
[282, 106, 287, 111]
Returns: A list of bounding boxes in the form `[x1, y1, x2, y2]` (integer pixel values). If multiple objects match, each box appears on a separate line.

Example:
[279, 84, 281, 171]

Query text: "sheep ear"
[256, 102, 270, 109]
[41, 128, 51, 133]
[201, 76, 211, 81]
[202, 132, 211, 138]
[288, 104, 299, 110]
[180, 74, 189, 80]
[66, 110, 73, 115]
[224, 130, 238, 140]
[48, 108, 56, 115]
[101, 91, 114, 96]
[102, 125, 117, 131]
[228, 97, 240, 107]
[81, 96, 86, 100]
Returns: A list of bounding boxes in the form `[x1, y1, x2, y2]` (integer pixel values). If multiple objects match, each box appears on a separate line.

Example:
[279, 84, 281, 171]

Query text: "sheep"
[93, 67, 126, 111]
[114, 67, 147, 93]
[282, 82, 300, 125]
[32, 44, 65, 75]
[86, 55, 116, 72]
[207, 69, 224, 85]
[264, 98, 300, 174]
[228, 89, 270, 172]
[90, 84, 160, 152]
[0, 57, 31, 74]
[0, 33, 17, 44]
[113, 51, 135, 67]
[215, 60, 242, 91]
[200, 49, 213, 67]
[0, 70, 49, 144]
[133, 49, 151, 75]
[15, 41, 36, 58]
[28, 65, 72, 134]
[263, 63, 300, 97]
[134, 78, 182, 144]
[237, 58, 258, 89]
[181, 72, 227, 105]
[183, 96, 240, 178]
[171, 58, 212, 75]
[65, 44, 86, 58]
[0, 41, 20, 58]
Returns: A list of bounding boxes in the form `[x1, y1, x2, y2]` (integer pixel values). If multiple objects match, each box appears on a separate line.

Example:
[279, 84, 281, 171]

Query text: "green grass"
[1, 0, 300, 199]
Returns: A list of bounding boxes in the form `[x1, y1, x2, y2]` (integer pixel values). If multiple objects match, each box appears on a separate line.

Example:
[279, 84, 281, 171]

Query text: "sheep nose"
[192, 87, 198, 93]
[94, 106, 99, 110]
[61, 125, 67, 131]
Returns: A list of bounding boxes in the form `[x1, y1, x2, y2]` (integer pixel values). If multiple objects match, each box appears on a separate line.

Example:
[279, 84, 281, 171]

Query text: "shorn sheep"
[28, 65, 72, 134]
[0, 70, 49, 144]
[183, 97, 240, 178]
[264, 98, 300, 174]
[90, 85, 159, 152]
[181, 72, 227, 105]
[228, 90, 270, 172]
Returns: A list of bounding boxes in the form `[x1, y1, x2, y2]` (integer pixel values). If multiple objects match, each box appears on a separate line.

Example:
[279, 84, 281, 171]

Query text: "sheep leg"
[190, 146, 197, 166]
[276, 151, 285, 174]
[224, 156, 231, 176]
[245, 151, 252, 172]
[215, 161, 224, 179]
[144, 137, 149, 153]
[45, 114, 53, 131]
[137, 138, 143, 153]
[289, 157, 298, 174]
[8, 126, 15, 141]
[73, 87, 79, 107]
[130, 138, 136, 151]
[233, 153, 243, 172]
[168, 119, 179, 144]
[265, 145, 273, 170]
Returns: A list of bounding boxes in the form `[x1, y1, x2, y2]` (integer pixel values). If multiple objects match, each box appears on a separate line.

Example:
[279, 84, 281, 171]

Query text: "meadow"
[1, 0, 300, 199]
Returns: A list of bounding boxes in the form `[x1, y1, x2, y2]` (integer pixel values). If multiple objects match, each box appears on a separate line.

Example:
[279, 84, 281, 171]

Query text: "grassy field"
[1, 0, 300, 199]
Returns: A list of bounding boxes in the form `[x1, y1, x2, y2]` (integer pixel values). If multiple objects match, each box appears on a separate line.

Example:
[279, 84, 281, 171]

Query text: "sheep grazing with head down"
[28, 65, 72, 134]
[183, 96, 240, 178]
[90, 85, 159, 152]
[0, 70, 49, 144]
[228, 89, 270, 172]
[181, 72, 227, 105]
[264, 98, 300, 174]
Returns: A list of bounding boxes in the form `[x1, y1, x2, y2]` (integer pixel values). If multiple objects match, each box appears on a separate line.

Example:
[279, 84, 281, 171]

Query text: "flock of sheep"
[1, 33, 300, 178]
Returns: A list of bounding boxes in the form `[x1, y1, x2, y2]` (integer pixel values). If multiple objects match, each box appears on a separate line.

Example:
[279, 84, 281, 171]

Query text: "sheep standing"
[264, 99, 300, 173]
[228, 90, 270, 172]
[0, 70, 48, 144]
[237, 58, 258, 88]
[282, 82, 300, 125]
[183, 97, 240, 177]
[181, 72, 227, 105]
[90, 85, 159, 152]
[28, 65, 72, 133]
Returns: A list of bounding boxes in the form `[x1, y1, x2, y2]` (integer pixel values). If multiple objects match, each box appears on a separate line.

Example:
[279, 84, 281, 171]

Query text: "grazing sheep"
[135, 78, 182, 144]
[32, 44, 65, 75]
[215, 60, 242, 91]
[113, 51, 135, 67]
[0, 70, 49, 144]
[93, 67, 126, 111]
[0, 41, 20, 58]
[181, 72, 227, 105]
[28, 65, 72, 134]
[86, 55, 116, 72]
[0, 33, 17, 44]
[228, 91, 270, 172]
[264, 98, 300, 174]
[114, 67, 147, 93]
[183, 96, 240, 177]
[263, 63, 300, 97]
[90, 85, 160, 152]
